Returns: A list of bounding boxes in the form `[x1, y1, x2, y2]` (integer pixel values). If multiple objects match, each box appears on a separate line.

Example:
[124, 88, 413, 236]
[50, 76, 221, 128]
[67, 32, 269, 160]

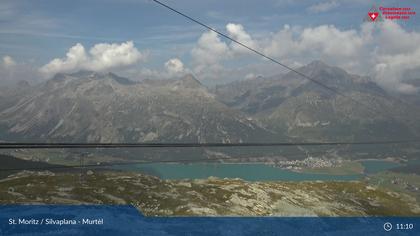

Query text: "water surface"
[360, 160, 400, 174]
[116, 163, 362, 181]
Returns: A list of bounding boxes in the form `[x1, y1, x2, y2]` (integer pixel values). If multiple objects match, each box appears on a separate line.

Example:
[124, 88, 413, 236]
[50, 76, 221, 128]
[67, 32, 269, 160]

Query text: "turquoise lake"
[116, 163, 362, 181]
[407, 158, 420, 165]
[360, 160, 401, 174]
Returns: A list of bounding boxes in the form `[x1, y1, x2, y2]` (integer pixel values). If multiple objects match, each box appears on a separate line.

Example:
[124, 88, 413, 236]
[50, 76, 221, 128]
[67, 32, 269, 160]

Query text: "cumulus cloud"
[307, 1, 339, 13]
[2, 55, 16, 68]
[124, 58, 190, 81]
[226, 23, 257, 53]
[0, 56, 17, 83]
[368, 21, 420, 94]
[373, 44, 420, 94]
[375, 63, 418, 94]
[263, 24, 367, 68]
[31, 21, 420, 94]
[374, 21, 420, 55]
[300, 25, 365, 58]
[190, 22, 369, 81]
[190, 31, 231, 79]
[191, 31, 230, 66]
[40, 41, 145, 77]
[265, 21, 420, 94]
[190, 23, 260, 80]
[0, 56, 42, 85]
[269, 21, 420, 94]
[189, 21, 420, 94]
[165, 58, 184, 74]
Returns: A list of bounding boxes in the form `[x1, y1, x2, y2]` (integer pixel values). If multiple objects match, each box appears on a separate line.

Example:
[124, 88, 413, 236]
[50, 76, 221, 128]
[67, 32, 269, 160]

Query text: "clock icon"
[384, 222, 393, 232]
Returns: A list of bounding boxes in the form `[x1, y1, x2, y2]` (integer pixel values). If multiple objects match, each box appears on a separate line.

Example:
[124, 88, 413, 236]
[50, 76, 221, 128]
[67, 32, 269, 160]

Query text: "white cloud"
[2, 55, 16, 68]
[368, 21, 420, 94]
[262, 25, 300, 58]
[244, 73, 258, 80]
[229, 21, 420, 94]
[40, 43, 87, 76]
[165, 58, 184, 74]
[374, 20, 420, 55]
[88, 41, 143, 70]
[40, 41, 145, 77]
[190, 24, 261, 80]
[191, 31, 230, 66]
[0, 56, 42, 85]
[190, 23, 370, 81]
[191, 22, 370, 82]
[191, 31, 231, 79]
[307, 1, 339, 13]
[123, 58, 189, 81]
[300, 25, 365, 58]
[263, 24, 367, 66]
[226, 23, 257, 53]
[188, 21, 420, 94]
[373, 46, 420, 94]
[33, 20, 420, 94]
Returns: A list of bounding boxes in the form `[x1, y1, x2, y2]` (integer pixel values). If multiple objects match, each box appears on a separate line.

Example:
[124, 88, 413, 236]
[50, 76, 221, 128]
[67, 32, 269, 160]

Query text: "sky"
[1, 0, 420, 93]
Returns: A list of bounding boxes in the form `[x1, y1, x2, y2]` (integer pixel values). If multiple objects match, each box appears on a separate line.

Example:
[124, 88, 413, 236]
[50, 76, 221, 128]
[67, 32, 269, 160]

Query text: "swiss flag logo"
[368, 12, 379, 21]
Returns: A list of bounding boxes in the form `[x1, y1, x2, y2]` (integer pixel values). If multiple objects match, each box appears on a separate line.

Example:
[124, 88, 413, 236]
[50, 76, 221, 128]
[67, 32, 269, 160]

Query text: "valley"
[1, 61, 420, 217]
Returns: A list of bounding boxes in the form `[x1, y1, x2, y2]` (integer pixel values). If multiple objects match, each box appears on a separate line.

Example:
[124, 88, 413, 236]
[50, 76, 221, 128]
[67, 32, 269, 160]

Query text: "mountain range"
[1, 60, 419, 146]
[0, 71, 276, 143]
[215, 61, 420, 142]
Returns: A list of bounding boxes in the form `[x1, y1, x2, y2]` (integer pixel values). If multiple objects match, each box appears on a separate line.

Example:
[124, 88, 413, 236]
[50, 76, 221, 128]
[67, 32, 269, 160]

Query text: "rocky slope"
[0, 61, 419, 158]
[1, 171, 419, 216]
[215, 61, 420, 141]
[0, 72, 276, 143]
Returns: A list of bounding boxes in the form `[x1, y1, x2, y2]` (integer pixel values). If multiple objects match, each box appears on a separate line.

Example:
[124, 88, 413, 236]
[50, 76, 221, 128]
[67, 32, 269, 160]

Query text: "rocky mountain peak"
[68, 70, 99, 78]
[291, 60, 358, 89]
[304, 60, 346, 76]
[104, 72, 136, 85]
[177, 74, 203, 89]
[306, 60, 329, 68]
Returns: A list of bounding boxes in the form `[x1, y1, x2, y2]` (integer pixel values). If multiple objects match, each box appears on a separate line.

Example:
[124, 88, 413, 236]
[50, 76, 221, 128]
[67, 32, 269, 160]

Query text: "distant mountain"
[398, 78, 420, 106]
[215, 61, 420, 141]
[0, 61, 419, 147]
[0, 72, 277, 143]
[213, 74, 304, 114]
[0, 80, 32, 112]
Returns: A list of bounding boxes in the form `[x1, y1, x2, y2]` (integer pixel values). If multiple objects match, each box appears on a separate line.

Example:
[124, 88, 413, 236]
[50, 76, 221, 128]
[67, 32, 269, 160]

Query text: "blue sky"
[1, 0, 420, 91]
[1, 0, 418, 64]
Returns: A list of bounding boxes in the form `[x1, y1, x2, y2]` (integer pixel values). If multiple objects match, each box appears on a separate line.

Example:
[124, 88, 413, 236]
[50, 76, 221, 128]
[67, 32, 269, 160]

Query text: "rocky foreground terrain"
[1, 171, 419, 216]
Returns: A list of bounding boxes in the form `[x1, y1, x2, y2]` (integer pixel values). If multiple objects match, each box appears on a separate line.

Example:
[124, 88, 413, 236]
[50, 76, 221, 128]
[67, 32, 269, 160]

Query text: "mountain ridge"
[0, 71, 277, 143]
[0, 61, 419, 145]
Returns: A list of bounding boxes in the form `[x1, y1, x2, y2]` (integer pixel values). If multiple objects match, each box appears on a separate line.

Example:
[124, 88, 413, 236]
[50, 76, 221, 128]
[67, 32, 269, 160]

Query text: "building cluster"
[274, 156, 342, 170]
